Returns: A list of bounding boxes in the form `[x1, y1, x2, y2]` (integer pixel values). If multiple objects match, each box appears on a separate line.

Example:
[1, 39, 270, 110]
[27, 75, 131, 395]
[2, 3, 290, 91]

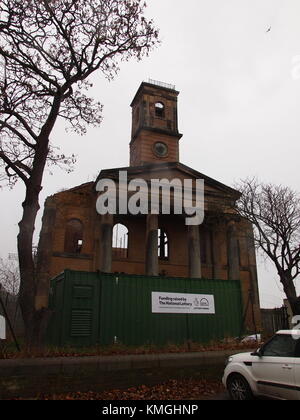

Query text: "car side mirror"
[251, 348, 263, 357]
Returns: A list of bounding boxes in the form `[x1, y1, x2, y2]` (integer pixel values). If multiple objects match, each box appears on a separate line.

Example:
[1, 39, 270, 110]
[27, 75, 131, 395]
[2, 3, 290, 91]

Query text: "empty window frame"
[64, 219, 84, 254]
[158, 228, 169, 260]
[155, 102, 165, 118]
[112, 223, 128, 259]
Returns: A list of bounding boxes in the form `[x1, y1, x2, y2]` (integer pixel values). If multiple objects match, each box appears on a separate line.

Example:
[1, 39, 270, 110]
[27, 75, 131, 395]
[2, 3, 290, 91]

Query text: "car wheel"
[227, 374, 253, 400]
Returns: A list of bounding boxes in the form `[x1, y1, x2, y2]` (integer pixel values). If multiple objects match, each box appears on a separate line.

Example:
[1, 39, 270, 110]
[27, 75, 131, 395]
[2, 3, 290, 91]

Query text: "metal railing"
[146, 78, 176, 91]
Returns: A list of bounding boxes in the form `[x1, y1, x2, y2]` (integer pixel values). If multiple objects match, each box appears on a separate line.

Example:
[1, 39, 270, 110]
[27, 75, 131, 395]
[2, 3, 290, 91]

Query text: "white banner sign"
[152, 292, 215, 314]
[0, 315, 6, 339]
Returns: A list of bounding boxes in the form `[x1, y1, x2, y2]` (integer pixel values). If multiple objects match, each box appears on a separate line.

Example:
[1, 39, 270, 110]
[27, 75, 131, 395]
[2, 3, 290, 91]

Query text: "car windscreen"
[262, 334, 298, 358]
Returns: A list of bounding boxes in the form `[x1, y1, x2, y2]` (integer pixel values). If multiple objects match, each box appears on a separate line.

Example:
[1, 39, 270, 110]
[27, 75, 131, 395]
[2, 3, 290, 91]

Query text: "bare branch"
[0, 150, 29, 183]
[0, 0, 159, 187]
[0, 256, 20, 296]
[0, 118, 36, 149]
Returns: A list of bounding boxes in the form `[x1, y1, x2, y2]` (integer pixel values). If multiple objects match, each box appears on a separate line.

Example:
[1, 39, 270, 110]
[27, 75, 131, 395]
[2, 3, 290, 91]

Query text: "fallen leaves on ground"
[37, 378, 225, 400]
[0, 339, 255, 359]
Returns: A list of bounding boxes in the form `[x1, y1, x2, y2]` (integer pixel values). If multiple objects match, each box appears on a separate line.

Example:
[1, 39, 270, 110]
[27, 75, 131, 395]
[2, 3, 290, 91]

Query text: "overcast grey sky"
[1, 0, 300, 308]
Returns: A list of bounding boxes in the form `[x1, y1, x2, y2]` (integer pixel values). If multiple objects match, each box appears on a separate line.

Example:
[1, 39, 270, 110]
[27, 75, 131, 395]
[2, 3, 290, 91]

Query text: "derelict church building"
[38, 80, 261, 335]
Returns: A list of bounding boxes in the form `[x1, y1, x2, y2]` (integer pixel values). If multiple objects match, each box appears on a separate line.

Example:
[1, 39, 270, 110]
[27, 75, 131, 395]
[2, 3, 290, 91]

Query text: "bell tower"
[130, 80, 183, 167]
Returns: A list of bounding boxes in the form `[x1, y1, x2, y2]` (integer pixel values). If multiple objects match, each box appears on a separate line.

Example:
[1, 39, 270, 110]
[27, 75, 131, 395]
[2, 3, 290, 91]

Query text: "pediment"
[95, 162, 240, 200]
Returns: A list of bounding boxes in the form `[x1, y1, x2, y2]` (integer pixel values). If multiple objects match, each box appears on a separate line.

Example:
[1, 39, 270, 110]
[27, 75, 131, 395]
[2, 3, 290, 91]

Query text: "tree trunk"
[18, 184, 53, 348]
[17, 182, 40, 346]
[280, 273, 300, 316]
[17, 133, 54, 347]
[17, 97, 61, 348]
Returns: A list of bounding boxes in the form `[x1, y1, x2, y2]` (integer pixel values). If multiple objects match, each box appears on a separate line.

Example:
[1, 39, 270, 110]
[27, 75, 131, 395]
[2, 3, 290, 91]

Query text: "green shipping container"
[47, 270, 243, 347]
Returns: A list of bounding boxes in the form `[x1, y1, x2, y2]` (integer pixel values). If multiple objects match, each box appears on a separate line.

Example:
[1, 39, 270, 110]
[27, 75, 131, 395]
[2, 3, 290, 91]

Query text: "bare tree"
[0, 257, 20, 296]
[0, 0, 159, 346]
[235, 178, 300, 315]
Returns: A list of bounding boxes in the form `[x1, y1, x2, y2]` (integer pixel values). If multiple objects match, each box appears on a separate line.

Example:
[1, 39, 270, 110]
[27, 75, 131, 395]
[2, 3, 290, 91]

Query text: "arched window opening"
[112, 223, 128, 259]
[158, 228, 169, 260]
[64, 219, 83, 254]
[155, 102, 165, 118]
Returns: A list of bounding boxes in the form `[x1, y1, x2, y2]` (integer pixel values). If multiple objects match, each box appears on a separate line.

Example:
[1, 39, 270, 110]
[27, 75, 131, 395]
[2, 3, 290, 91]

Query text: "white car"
[223, 330, 300, 400]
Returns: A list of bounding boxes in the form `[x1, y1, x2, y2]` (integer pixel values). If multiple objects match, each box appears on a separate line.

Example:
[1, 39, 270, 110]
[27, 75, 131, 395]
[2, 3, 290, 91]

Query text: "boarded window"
[64, 219, 84, 254]
[158, 228, 169, 260]
[112, 223, 128, 259]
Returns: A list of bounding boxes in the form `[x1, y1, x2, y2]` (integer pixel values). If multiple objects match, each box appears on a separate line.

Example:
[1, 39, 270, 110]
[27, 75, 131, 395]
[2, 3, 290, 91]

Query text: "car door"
[294, 338, 300, 400]
[251, 334, 297, 399]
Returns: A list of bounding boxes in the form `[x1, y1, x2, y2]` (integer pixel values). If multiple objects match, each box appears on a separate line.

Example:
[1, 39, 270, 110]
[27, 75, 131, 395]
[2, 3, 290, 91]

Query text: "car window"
[262, 334, 297, 357]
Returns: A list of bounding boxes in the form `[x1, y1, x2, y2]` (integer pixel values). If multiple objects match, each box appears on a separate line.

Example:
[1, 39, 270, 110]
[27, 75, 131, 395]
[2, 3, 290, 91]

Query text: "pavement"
[0, 349, 252, 399]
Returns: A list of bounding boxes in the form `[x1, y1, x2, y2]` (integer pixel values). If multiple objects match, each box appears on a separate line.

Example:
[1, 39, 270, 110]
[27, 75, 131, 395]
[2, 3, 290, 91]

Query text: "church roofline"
[94, 161, 241, 198]
[50, 181, 94, 197]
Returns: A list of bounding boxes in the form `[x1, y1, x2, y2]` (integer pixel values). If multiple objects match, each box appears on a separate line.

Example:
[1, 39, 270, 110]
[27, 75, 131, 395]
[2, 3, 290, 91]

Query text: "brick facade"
[37, 81, 261, 333]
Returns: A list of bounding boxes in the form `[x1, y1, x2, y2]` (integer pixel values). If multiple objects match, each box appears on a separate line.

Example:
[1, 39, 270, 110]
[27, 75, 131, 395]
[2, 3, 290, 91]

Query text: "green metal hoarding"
[47, 270, 243, 347]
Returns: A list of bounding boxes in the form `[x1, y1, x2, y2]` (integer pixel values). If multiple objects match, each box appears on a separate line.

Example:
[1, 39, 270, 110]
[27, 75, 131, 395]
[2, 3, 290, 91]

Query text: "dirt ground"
[32, 378, 227, 400]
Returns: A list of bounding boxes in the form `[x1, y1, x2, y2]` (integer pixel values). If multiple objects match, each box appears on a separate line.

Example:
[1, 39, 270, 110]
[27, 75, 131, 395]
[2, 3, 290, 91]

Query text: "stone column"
[227, 220, 240, 280]
[211, 226, 222, 280]
[145, 214, 158, 276]
[99, 214, 113, 273]
[188, 225, 201, 278]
